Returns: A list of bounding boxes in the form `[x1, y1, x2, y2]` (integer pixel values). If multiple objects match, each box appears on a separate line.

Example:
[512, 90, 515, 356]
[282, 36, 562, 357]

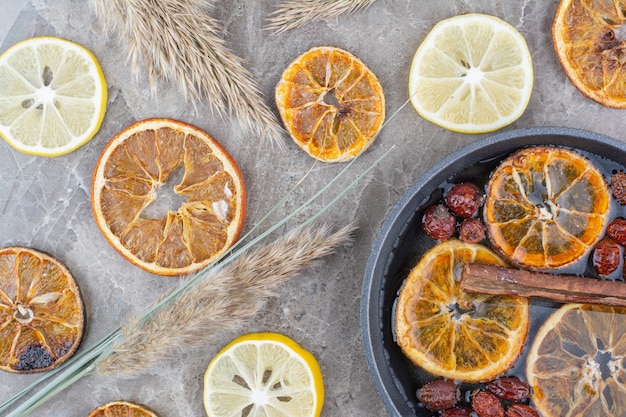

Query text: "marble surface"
[2, 1, 626, 416]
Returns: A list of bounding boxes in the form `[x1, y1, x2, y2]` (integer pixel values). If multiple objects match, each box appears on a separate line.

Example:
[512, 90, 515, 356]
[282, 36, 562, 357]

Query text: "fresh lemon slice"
[0, 36, 107, 156]
[204, 333, 324, 417]
[408, 13, 533, 134]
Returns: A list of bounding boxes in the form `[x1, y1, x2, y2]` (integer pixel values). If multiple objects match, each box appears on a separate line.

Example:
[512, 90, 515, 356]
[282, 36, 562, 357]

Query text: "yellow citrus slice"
[0, 246, 84, 373]
[527, 303, 626, 417]
[394, 239, 529, 382]
[91, 118, 246, 276]
[484, 146, 610, 271]
[408, 13, 533, 133]
[275, 46, 385, 162]
[553, 0, 626, 108]
[87, 401, 159, 417]
[204, 332, 324, 417]
[0, 36, 107, 156]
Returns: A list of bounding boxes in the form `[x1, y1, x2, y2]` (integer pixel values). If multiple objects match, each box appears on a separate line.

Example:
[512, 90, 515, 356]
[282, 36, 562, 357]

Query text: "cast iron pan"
[360, 126, 626, 416]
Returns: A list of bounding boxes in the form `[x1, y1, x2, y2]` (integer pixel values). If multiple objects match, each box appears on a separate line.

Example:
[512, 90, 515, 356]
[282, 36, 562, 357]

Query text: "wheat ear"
[95, 223, 354, 376]
[90, 0, 284, 144]
[266, 0, 378, 33]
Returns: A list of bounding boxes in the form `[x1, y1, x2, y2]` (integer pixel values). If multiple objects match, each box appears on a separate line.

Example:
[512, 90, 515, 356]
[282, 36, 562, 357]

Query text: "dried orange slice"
[553, 0, 626, 107]
[394, 239, 529, 382]
[526, 303, 626, 417]
[91, 118, 246, 276]
[0, 246, 84, 373]
[87, 401, 159, 417]
[484, 146, 610, 271]
[275, 46, 385, 162]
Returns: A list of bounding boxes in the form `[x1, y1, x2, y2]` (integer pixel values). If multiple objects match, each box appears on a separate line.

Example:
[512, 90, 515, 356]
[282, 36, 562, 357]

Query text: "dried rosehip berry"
[422, 204, 456, 241]
[442, 405, 473, 417]
[592, 237, 621, 277]
[459, 217, 486, 243]
[485, 376, 530, 402]
[472, 390, 504, 417]
[607, 217, 626, 246]
[505, 403, 540, 417]
[417, 379, 460, 411]
[445, 183, 484, 218]
[611, 172, 626, 205]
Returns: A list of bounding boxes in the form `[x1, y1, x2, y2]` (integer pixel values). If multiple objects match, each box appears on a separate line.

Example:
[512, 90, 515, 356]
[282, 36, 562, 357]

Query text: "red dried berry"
[592, 237, 621, 277]
[445, 183, 484, 218]
[607, 217, 626, 246]
[472, 390, 504, 417]
[442, 405, 473, 417]
[417, 379, 460, 411]
[459, 217, 486, 243]
[485, 376, 530, 402]
[422, 204, 456, 241]
[505, 403, 540, 417]
[611, 172, 626, 205]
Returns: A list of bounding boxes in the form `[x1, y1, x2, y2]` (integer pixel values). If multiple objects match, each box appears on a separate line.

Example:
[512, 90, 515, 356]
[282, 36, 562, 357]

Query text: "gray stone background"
[1, 1, 624, 416]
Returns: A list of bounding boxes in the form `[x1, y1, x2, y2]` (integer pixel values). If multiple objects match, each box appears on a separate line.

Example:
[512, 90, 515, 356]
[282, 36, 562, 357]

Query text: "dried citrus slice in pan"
[526, 304, 626, 417]
[87, 401, 159, 417]
[204, 332, 324, 417]
[0, 246, 84, 373]
[91, 118, 246, 276]
[408, 13, 533, 133]
[0, 36, 107, 156]
[484, 146, 610, 271]
[275, 46, 385, 162]
[553, 0, 626, 107]
[394, 239, 529, 382]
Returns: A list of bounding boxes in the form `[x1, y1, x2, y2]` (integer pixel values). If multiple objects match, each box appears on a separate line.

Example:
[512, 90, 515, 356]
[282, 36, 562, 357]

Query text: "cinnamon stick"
[460, 263, 626, 307]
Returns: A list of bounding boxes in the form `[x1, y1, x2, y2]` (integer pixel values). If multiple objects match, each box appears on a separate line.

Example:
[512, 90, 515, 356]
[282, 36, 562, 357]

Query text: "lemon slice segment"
[204, 333, 324, 417]
[0, 36, 107, 156]
[409, 13, 533, 134]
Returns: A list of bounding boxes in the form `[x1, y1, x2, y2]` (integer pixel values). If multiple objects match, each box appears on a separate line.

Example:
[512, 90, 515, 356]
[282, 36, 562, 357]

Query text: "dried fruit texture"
[394, 240, 529, 382]
[445, 183, 484, 218]
[526, 304, 626, 417]
[553, 0, 626, 107]
[87, 401, 159, 417]
[484, 146, 610, 270]
[459, 218, 486, 244]
[607, 217, 626, 245]
[0, 247, 84, 373]
[442, 406, 473, 417]
[505, 404, 540, 417]
[422, 204, 457, 240]
[91, 118, 246, 276]
[275, 46, 385, 162]
[592, 238, 621, 276]
[417, 379, 460, 411]
[610, 172, 626, 205]
[472, 390, 505, 417]
[486, 376, 530, 402]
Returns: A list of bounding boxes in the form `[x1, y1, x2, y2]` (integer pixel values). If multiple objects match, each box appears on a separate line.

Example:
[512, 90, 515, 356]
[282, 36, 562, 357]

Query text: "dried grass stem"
[95, 223, 354, 376]
[90, 0, 284, 143]
[267, 0, 378, 33]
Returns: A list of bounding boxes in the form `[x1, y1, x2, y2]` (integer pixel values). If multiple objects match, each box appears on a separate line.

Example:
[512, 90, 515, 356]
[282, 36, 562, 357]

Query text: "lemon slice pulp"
[204, 333, 324, 417]
[409, 13, 533, 134]
[0, 36, 107, 156]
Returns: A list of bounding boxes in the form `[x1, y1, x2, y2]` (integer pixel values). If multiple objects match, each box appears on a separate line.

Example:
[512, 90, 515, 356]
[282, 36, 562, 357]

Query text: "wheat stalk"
[90, 0, 284, 144]
[266, 0, 379, 33]
[96, 223, 354, 376]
